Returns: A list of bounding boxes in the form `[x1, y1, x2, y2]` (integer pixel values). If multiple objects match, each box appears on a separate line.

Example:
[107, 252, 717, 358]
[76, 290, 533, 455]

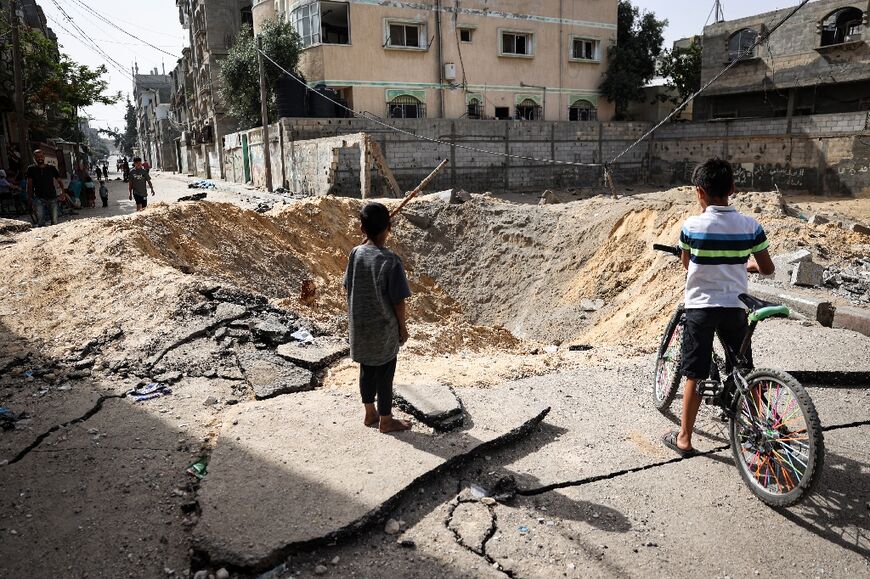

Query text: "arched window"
[387, 95, 425, 119]
[467, 98, 481, 119]
[515, 99, 541, 120]
[569, 99, 597, 121]
[728, 28, 758, 61]
[820, 7, 863, 46]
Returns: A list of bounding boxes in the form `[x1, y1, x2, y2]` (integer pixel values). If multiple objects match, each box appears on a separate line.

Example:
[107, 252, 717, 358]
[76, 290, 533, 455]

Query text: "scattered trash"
[203, 395, 218, 406]
[568, 344, 593, 352]
[0, 408, 29, 431]
[291, 328, 314, 343]
[518, 525, 529, 534]
[469, 484, 487, 499]
[186, 457, 208, 480]
[543, 345, 558, 354]
[23, 370, 34, 378]
[130, 383, 172, 402]
[187, 180, 216, 190]
[178, 192, 208, 202]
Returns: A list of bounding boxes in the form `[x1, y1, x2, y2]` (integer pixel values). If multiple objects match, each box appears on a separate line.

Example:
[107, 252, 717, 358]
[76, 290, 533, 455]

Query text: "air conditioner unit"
[444, 63, 456, 81]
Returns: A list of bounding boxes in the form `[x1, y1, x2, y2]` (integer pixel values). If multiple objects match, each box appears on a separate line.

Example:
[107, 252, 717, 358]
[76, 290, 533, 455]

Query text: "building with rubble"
[174, 0, 253, 178]
[274, 0, 617, 121]
[694, 0, 869, 121]
[133, 67, 178, 171]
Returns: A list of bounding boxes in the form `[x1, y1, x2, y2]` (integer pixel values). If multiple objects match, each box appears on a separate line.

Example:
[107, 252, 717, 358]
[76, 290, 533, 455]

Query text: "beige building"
[272, 0, 617, 121]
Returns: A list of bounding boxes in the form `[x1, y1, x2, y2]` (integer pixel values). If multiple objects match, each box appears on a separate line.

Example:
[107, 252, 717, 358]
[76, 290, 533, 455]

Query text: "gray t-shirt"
[343, 244, 412, 366]
[129, 167, 150, 196]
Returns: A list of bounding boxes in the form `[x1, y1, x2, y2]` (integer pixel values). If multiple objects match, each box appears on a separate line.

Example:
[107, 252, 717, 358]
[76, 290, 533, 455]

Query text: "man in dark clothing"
[26, 150, 65, 226]
[128, 157, 155, 211]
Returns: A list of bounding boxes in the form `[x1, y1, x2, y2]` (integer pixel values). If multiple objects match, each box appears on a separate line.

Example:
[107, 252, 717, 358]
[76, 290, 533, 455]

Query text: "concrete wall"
[284, 0, 617, 121]
[252, 0, 276, 34]
[220, 112, 870, 197]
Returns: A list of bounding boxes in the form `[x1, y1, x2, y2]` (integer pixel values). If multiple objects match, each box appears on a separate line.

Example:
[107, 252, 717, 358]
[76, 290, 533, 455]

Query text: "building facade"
[253, 0, 277, 33]
[175, 0, 253, 178]
[695, 0, 869, 120]
[274, 0, 617, 121]
[133, 68, 177, 171]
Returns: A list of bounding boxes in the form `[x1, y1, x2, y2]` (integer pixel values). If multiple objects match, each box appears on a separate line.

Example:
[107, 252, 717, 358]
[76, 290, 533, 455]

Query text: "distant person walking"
[26, 150, 66, 227]
[99, 180, 109, 207]
[128, 157, 155, 211]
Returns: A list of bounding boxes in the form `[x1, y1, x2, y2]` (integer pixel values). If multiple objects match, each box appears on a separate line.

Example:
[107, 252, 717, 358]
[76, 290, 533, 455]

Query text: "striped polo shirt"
[679, 205, 769, 309]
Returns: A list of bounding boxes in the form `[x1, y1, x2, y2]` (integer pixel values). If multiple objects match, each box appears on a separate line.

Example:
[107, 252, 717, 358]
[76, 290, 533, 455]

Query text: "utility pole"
[256, 35, 273, 192]
[714, 0, 725, 23]
[10, 0, 29, 172]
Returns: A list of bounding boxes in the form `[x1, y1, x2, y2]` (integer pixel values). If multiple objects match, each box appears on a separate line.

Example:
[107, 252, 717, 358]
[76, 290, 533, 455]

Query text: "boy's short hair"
[133, 157, 142, 163]
[360, 202, 391, 239]
[692, 158, 734, 199]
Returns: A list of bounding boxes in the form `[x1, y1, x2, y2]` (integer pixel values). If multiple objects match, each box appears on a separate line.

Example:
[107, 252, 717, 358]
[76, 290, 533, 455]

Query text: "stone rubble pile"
[823, 258, 870, 305]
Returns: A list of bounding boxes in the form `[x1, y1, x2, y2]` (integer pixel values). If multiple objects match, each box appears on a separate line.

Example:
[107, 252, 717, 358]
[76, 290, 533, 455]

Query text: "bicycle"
[651, 243, 824, 506]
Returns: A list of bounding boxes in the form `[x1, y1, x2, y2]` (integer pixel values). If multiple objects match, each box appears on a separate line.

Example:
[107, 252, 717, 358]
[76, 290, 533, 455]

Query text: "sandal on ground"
[662, 431, 699, 458]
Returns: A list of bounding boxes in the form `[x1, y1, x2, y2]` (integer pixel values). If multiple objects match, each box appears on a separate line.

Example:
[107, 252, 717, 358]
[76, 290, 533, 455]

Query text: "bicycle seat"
[738, 293, 790, 322]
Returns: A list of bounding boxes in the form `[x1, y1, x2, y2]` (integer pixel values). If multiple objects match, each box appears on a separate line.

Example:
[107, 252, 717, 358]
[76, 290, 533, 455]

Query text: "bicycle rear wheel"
[729, 369, 824, 507]
[652, 307, 684, 411]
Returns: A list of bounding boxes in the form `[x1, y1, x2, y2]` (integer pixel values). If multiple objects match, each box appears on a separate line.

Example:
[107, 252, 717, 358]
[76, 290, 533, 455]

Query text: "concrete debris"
[394, 383, 463, 430]
[275, 338, 349, 370]
[580, 299, 604, 312]
[808, 214, 829, 226]
[314, 564, 328, 575]
[0, 218, 31, 234]
[178, 192, 208, 202]
[850, 223, 870, 235]
[538, 190, 562, 205]
[823, 259, 870, 305]
[771, 250, 812, 285]
[791, 261, 825, 288]
[236, 348, 314, 400]
[251, 317, 293, 345]
[384, 519, 402, 535]
[155, 371, 183, 384]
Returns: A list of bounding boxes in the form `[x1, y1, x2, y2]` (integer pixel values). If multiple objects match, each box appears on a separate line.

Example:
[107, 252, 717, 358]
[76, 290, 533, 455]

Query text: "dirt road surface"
[0, 172, 868, 579]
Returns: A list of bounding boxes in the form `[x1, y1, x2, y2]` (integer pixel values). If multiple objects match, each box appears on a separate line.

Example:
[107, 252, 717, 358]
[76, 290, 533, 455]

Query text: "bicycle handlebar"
[652, 243, 682, 257]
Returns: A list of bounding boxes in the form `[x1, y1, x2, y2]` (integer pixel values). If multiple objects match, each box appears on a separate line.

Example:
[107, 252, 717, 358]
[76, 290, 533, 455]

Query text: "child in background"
[343, 202, 413, 433]
[99, 180, 109, 207]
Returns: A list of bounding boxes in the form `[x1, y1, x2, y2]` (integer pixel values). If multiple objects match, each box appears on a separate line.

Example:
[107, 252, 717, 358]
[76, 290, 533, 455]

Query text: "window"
[494, 106, 510, 120]
[387, 95, 425, 118]
[459, 28, 473, 42]
[728, 29, 758, 61]
[515, 99, 541, 120]
[820, 7, 863, 46]
[292, 3, 320, 47]
[290, 2, 350, 47]
[501, 31, 533, 56]
[571, 38, 598, 61]
[569, 99, 597, 121]
[387, 22, 423, 49]
[467, 98, 481, 119]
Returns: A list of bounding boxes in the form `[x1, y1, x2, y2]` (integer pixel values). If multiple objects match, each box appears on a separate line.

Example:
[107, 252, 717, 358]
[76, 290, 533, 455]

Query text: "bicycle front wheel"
[729, 369, 824, 507]
[652, 307, 684, 411]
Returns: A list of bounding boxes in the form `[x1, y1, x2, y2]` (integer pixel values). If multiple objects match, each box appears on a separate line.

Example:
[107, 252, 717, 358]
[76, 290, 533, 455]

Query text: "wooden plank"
[368, 139, 402, 198]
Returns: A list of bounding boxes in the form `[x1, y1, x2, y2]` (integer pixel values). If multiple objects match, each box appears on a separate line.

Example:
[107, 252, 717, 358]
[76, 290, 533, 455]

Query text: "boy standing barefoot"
[344, 202, 413, 433]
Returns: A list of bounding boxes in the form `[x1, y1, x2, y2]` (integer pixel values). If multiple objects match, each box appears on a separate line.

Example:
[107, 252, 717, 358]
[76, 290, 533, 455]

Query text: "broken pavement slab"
[394, 383, 463, 430]
[193, 388, 550, 570]
[236, 347, 314, 399]
[275, 337, 349, 370]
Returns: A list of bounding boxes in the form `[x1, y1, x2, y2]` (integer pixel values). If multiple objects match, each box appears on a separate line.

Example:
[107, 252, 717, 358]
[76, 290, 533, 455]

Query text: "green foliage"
[19, 27, 120, 139]
[219, 19, 302, 130]
[600, 0, 667, 119]
[98, 98, 137, 156]
[658, 38, 702, 107]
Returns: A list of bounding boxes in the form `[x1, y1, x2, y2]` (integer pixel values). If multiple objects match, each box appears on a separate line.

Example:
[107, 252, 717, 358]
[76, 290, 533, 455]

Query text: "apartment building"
[133, 68, 178, 171]
[273, 0, 617, 121]
[175, 0, 253, 178]
[695, 0, 869, 120]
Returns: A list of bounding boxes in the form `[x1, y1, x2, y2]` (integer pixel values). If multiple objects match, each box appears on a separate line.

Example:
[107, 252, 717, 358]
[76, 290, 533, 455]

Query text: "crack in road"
[445, 497, 515, 578]
[4, 393, 126, 465]
[517, 419, 870, 496]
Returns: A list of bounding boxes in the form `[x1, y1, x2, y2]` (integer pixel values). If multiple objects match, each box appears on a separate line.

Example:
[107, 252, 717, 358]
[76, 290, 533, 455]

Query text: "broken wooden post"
[367, 138, 402, 198]
[390, 159, 449, 218]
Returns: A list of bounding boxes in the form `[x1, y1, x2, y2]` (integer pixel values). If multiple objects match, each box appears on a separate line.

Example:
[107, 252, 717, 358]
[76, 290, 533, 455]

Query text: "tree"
[600, 0, 667, 119]
[98, 99, 137, 156]
[16, 27, 120, 140]
[219, 19, 302, 130]
[658, 38, 702, 108]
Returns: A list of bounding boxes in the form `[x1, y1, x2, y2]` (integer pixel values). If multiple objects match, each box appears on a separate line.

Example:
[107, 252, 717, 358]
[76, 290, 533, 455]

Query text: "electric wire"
[44, 8, 133, 81]
[62, 0, 180, 59]
[607, 0, 811, 167]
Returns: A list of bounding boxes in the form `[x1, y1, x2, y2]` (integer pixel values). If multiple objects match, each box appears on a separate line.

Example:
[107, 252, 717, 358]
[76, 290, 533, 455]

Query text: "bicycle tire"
[652, 307, 684, 411]
[729, 369, 824, 507]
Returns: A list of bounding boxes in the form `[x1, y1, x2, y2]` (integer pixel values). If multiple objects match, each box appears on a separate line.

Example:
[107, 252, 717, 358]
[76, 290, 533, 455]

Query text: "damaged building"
[275, 0, 617, 121]
[695, 0, 870, 120]
[134, 67, 178, 171]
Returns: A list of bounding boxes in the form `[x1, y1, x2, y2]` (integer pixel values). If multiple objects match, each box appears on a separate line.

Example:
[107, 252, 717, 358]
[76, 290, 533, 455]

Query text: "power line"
[45, 1, 133, 80]
[607, 0, 811, 167]
[257, 49, 604, 168]
[44, 12, 133, 80]
[62, 0, 179, 59]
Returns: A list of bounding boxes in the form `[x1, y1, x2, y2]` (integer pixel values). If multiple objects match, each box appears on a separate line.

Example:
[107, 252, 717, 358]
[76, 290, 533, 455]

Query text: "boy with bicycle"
[664, 158, 775, 457]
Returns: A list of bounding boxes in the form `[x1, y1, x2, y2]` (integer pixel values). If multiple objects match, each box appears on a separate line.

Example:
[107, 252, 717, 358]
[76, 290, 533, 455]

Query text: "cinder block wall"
[220, 112, 870, 197]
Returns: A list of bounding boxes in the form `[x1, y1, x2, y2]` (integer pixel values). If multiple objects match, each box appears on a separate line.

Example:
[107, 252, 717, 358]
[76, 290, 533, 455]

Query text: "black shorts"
[681, 308, 753, 379]
[133, 194, 147, 207]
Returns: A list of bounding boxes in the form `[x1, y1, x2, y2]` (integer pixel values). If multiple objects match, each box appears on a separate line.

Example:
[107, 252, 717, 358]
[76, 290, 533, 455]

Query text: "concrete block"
[851, 223, 870, 236]
[771, 250, 812, 284]
[791, 261, 825, 287]
[831, 306, 870, 337]
[808, 214, 829, 226]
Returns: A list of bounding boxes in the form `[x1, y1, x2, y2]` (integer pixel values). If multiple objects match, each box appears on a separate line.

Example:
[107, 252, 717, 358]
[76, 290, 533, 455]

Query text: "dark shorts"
[681, 308, 753, 379]
[133, 194, 147, 207]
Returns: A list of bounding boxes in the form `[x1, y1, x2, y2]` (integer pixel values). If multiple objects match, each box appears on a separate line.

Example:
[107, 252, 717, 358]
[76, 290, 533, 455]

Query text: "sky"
[41, 0, 801, 132]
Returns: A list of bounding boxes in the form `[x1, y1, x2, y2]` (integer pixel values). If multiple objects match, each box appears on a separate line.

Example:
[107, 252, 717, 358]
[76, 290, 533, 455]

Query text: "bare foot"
[365, 416, 379, 428]
[364, 404, 379, 427]
[379, 416, 412, 433]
